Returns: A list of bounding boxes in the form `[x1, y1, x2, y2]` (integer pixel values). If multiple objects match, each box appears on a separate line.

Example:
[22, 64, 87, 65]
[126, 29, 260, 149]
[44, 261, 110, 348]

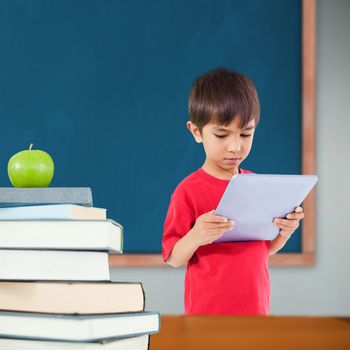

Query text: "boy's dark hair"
[188, 68, 260, 133]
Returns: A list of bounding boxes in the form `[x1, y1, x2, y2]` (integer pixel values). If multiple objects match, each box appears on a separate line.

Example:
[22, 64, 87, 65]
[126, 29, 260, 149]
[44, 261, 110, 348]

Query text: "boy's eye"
[214, 133, 253, 139]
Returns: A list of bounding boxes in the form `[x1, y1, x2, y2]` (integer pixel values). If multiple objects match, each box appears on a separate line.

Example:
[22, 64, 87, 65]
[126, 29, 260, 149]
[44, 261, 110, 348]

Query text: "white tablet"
[214, 174, 318, 242]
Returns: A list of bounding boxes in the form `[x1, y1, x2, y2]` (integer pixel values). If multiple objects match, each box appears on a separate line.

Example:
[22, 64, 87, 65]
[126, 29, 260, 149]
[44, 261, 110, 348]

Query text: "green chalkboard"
[0, 0, 302, 253]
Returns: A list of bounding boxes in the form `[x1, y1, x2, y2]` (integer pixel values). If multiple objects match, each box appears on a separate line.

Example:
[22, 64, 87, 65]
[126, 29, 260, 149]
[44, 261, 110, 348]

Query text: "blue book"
[0, 204, 106, 220]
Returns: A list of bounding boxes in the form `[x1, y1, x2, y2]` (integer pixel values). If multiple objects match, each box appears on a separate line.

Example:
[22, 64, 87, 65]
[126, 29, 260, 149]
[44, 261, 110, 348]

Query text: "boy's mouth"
[223, 158, 241, 165]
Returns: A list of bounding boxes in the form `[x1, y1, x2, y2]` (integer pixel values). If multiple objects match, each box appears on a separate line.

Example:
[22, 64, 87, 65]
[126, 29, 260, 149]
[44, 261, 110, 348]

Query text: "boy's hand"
[189, 210, 235, 246]
[273, 207, 304, 239]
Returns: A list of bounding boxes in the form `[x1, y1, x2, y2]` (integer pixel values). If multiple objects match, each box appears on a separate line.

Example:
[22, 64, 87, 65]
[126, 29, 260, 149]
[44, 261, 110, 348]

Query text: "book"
[0, 335, 150, 350]
[0, 311, 160, 342]
[0, 219, 122, 253]
[0, 281, 145, 314]
[0, 250, 110, 281]
[0, 204, 106, 220]
[0, 188, 93, 208]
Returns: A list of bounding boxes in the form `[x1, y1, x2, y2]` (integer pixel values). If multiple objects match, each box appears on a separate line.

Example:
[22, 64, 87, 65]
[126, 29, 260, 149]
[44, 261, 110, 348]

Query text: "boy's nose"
[228, 143, 241, 153]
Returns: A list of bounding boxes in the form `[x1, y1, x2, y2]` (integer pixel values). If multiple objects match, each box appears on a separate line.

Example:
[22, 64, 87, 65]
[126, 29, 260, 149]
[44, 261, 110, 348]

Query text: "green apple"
[7, 144, 54, 188]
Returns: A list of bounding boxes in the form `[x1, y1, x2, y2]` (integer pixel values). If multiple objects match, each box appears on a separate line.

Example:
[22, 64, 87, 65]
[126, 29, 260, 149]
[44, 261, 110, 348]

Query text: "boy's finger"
[205, 220, 235, 228]
[286, 212, 304, 220]
[201, 211, 224, 222]
[205, 214, 232, 223]
[275, 223, 293, 231]
[207, 222, 235, 230]
[295, 207, 303, 213]
[273, 219, 299, 229]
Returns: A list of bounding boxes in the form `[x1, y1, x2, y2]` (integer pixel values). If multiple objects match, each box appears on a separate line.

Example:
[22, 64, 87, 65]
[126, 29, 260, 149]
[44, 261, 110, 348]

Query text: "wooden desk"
[150, 315, 350, 350]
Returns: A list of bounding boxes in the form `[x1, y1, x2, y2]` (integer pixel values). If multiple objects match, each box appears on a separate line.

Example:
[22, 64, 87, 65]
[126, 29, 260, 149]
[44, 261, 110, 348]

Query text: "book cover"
[0, 219, 123, 253]
[0, 204, 106, 220]
[0, 281, 145, 314]
[0, 311, 160, 342]
[0, 335, 150, 349]
[0, 188, 93, 208]
[0, 250, 110, 281]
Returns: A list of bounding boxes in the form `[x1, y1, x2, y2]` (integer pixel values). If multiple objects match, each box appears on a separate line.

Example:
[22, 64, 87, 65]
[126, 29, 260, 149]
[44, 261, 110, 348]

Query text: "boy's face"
[187, 116, 256, 179]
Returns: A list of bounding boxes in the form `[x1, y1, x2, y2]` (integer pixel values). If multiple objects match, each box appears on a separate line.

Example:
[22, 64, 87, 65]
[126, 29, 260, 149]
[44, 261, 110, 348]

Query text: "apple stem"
[29, 143, 33, 150]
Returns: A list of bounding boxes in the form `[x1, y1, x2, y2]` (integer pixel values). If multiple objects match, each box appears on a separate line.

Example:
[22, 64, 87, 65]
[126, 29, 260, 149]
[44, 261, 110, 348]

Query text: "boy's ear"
[186, 121, 203, 143]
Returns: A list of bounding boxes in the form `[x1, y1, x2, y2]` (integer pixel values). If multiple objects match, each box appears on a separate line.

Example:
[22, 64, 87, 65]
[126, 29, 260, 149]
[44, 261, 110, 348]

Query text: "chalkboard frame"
[109, 0, 317, 267]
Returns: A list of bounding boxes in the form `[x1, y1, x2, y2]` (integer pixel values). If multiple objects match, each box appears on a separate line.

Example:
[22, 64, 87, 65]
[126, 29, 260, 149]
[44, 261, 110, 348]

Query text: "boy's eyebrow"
[211, 125, 255, 131]
[243, 126, 255, 130]
[211, 127, 229, 131]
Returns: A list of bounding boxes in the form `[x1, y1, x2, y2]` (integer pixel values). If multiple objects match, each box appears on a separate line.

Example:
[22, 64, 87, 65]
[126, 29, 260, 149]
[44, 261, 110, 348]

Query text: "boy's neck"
[201, 162, 239, 180]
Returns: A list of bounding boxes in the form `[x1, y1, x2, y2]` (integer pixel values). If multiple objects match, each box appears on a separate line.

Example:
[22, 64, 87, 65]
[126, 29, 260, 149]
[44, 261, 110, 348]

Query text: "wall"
[110, 0, 350, 316]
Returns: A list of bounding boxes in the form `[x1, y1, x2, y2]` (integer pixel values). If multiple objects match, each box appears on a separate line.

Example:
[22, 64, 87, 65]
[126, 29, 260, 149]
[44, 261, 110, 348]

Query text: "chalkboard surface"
[0, 0, 302, 253]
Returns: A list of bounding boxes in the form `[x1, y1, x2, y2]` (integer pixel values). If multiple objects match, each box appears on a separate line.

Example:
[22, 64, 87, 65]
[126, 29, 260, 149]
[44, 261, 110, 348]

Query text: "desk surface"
[150, 315, 350, 350]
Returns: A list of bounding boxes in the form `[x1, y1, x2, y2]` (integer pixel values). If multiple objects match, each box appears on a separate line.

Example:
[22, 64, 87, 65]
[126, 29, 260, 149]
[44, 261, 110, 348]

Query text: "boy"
[162, 68, 304, 315]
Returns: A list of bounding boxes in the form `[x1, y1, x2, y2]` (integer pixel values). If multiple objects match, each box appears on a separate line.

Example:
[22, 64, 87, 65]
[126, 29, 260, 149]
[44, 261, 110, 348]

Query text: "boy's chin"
[219, 163, 239, 174]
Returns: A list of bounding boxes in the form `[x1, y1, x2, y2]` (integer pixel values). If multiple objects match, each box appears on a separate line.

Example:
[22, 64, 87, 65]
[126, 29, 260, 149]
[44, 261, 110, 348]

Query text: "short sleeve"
[162, 189, 195, 262]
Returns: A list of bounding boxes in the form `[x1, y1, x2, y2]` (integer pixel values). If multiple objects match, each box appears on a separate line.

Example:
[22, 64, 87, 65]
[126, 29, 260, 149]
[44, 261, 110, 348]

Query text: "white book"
[0, 204, 106, 220]
[0, 281, 145, 314]
[0, 220, 122, 253]
[0, 250, 110, 281]
[0, 335, 149, 350]
[0, 311, 160, 342]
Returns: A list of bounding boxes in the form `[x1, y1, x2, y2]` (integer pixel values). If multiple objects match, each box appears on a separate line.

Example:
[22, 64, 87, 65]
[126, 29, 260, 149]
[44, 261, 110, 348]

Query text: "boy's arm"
[269, 233, 289, 255]
[269, 207, 305, 255]
[166, 210, 235, 268]
[166, 228, 199, 267]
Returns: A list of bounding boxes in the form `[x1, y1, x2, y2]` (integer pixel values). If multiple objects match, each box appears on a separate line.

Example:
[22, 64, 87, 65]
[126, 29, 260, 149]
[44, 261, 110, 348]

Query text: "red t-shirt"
[162, 168, 270, 315]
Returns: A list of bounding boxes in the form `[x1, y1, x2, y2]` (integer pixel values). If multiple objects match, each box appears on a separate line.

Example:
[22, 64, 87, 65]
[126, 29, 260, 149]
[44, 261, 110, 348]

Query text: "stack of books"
[0, 187, 159, 349]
